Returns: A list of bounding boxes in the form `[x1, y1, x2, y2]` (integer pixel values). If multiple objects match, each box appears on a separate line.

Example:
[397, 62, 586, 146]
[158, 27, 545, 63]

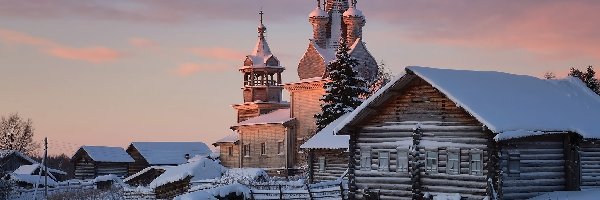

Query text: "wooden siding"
[127, 146, 150, 176]
[290, 83, 326, 167]
[125, 168, 166, 187]
[348, 78, 492, 200]
[239, 124, 288, 170]
[154, 176, 191, 199]
[74, 154, 95, 180]
[309, 149, 349, 183]
[97, 162, 128, 178]
[499, 134, 566, 200]
[219, 143, 240, 168]
[581, 140, 600, 189]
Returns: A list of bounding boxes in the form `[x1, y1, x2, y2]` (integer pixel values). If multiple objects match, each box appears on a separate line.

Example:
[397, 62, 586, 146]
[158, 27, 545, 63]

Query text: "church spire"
[252, 10, 271, 57]
[329, 0, 343, 49]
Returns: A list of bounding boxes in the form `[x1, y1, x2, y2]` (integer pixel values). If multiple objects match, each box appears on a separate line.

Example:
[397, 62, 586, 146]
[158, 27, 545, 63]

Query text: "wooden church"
[332, 66, 600, 200]
[214, 0, 379, 176]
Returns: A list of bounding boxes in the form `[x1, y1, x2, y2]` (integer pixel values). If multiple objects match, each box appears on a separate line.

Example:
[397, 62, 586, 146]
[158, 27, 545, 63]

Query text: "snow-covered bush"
[0, 175, 14, 200]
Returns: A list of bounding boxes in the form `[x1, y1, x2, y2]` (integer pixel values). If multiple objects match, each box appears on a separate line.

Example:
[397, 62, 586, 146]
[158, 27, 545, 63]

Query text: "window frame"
[260, 142, 267, 156]
[360, 146, 372, 171]
[469, 150, 483, 175]
[426, 151, 438, 173]
[243, 144, 251, 157]
[277, 141, 284, 155]
[379, 151, 390, 172]
[447, 148, 460, 175]
[228, 146, 233, 156]
[396, 148, 408, 173]
[318, 157, 326, 173]
[508, 150, 520, 176]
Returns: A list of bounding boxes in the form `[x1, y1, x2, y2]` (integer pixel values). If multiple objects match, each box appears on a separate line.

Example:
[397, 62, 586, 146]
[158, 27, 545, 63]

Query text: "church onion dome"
[309, 7, 328, 18]
[343, 7, 363, 17]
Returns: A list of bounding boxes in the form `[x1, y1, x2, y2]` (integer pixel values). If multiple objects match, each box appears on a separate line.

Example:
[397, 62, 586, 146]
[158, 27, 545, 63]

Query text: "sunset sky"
[1, 0, 599, 155]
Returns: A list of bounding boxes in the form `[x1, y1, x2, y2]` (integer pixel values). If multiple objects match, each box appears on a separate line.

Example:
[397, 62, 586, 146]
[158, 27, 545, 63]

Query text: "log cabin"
[333, 66, 600, 200]
[0, 150, 37, 174]
[301, 113, 350, 183]
[149, 157, 225, 199]
[123, 166, 170, 187]
[213, 132, 241, 168]
[12, 164, 67, 182]
[71, 146, 134, 179]
[126, 142, 211, 175]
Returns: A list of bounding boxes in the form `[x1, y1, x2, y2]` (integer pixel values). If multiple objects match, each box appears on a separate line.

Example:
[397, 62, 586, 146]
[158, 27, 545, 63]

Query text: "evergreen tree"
[315, 39, 369, 131]
[368, 60, 393, 96]
[569, 66, 600, 95]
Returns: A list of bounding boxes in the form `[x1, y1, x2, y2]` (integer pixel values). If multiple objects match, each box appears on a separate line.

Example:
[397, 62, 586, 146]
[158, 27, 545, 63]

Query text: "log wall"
[239, 124, 288, 170]
[499, 134, 566, 200]
[218, 143, 240, 168]
[126, 146, 150, 176]
[309, 149, 349, 182]
[97, 162, 129, 178]
[348, 78, 492, 200]
[580, 140, 600, 190]
[74, 155, 96, 180]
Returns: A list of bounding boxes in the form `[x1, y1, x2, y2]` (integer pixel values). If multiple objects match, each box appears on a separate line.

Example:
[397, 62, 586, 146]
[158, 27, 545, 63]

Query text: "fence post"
[306, 184, 313, 200]
[278, 184, 283, 200]
[339, 181, 345, 200]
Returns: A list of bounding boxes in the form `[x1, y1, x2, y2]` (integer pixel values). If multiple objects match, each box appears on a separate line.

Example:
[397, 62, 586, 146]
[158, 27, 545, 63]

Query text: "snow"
[79, 146, 134, 163]
[530, 190, 600, 200]
[148, 157, 225, 189]
[175, 184, 251, 200]
[9, 173, 58, 187]
[13, 164, 66, 179]
[309, 7, 328, 18]
[123, 166, 170, 183]
[343, 7, 363, 17]
[213, 132, 239, 144]
[335, 66, 600, 141]
[130, 142, 211, 165]
[217, 168, 268, 184]
[301, 113, 350, 149]
[424, 192, 461, 200]
[234, 109, 293, 127]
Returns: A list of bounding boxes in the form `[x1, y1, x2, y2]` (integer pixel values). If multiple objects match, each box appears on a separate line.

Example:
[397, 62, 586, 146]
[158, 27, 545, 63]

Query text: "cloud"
[188, 47, 245, 61]
[129, 37, 159, 48]
[0, 28, 123, 63]
[47, 47, 124, 63]
[174, 62, 231, 76]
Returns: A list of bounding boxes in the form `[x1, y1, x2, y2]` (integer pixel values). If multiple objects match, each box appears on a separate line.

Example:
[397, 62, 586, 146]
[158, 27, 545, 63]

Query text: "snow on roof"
[309, 7, 328, 18]
[311, 40, 336, 64]
[233, 109, 293, 127]
[0, 150, 37, 164]
[218, 168, 268, 185]
[123, 166, 171, 183]
[301, 113, 350, 149]
[131, 142, 211, 165]
[213, 132, 239, 144]
[343, 7, 364, 17]
[284, 77, 328, 85]
[335, 66, 600, 141]
[149, 157, 225, 189]
[9, 173, 58, 187]
[78, 146, 134, 163]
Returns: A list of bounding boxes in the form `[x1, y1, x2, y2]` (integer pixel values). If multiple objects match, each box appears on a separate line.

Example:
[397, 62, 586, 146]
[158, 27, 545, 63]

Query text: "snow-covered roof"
[77, 146, 134, 163]
[233, 109, 293, 127]
[284, 77, 328, 86]
[213, 132, 239, 145]
[130, 142, 211, 165]
[335, 66, 600, 141]
[149, 157, 225, 189]
[343, 7, 364, 17]
[309, 7, 328, 18]
[9, 173, 57, 187]
[301, 113, 350, 149]
[13, 164, 66, 176]
[0, 150, 37, 164]
[123, 166, 171, 183]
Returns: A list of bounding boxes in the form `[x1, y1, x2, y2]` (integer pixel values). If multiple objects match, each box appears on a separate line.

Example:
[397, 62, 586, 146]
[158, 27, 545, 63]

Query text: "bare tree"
[0, 113, 39, 155]
[544, 72, 556, 80]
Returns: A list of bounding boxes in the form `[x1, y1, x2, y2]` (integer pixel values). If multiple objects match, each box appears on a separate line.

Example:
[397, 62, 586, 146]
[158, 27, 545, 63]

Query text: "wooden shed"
[149, 157, 225, 199]
[212, 132, 241, 168]
[0, 150, 36, 174]
[71, 146, 134, 180]
[123, 166, 169, 187]
[126, 142, 211, 175]
[301, 113, 350, 183]
[334, 66, 600, 200]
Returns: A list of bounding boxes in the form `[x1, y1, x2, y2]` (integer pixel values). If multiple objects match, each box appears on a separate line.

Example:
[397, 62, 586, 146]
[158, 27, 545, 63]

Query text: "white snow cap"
[301, 113, 350, 149]
[130, 142, 211, 165]
[343, 1, 364, 17]
[78, 146, 134, 163]
[149, 157, 225, 189]
[309, 7, 328, 18]
[335, 66, 600, 141]
[214, 132, 240, 144]
[234, 108, 293, 127]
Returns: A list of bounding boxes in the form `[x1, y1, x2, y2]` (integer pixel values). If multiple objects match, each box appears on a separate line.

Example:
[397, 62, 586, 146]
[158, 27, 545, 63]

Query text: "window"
[360, 147, 372, 171]
[297, 138, 305, 153]
[277, 141, 284, 155]
[379, 151, 390, 171]
[260, 143, 266, 155]
[508, 150, 520, 175]
[396, 148, 408, 172]
[426, 151, 438, 173]
[318, 157, 326, 172]
[447, 148, 460, 175]
[243, 144, 251, 157]
[228, 146, 233, 156]
[470, 152, 482, 175]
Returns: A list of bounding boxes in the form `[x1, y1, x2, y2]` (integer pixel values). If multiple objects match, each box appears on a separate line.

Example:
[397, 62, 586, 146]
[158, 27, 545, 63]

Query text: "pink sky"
[0, 0, 599, 155]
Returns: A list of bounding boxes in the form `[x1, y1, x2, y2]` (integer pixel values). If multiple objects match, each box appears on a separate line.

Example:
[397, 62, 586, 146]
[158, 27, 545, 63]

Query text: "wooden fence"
[248, 180, 348, 200]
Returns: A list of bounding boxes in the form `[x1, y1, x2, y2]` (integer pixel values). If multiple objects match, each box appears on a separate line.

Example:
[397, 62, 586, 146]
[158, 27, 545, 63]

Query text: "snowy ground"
[529, 190, 600, 200]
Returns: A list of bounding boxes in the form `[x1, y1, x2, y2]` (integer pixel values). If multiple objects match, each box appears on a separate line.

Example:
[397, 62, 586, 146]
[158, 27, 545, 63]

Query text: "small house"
[13, 164, 68, 182]
[334, 66, 600, 200]
[301, 113, 350, 183]
[149, 157, 225, 199]
[126, 142, 211, 175]
[71, 146, 134, 179]
[212, 132, 241, 168]
[0, 150, 37, 174]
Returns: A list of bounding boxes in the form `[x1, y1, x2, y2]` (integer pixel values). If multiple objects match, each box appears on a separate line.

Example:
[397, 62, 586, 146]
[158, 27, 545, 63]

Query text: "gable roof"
[0, 150, 37, 164]
[301, 113, 350, 149]
[232, 108, 294, 128]
[13, 163, 67, 176]
[75, 146, 134, 163]
[129, 142, 211, 165]
[212, 132, 240, 146]
[335, 66, 600, 141]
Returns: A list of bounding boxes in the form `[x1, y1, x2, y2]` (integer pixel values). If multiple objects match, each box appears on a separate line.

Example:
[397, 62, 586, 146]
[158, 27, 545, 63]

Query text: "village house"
[12, 163, 67, 182]
[333, 66, 600, 200]
[71, 146, 134, 179]
[214, 0, 378, 177]
[212, 132, 240, 168]
[126, 142, 211, 175]
[0, 150, 37, 174]
[149, 156, 225, 199]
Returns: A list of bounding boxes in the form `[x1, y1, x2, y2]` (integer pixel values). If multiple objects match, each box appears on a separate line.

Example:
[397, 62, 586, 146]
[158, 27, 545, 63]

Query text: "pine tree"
[368, 60, 393, 96]
[569, 66, 600, 95]
[314, 39, 369, 131]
